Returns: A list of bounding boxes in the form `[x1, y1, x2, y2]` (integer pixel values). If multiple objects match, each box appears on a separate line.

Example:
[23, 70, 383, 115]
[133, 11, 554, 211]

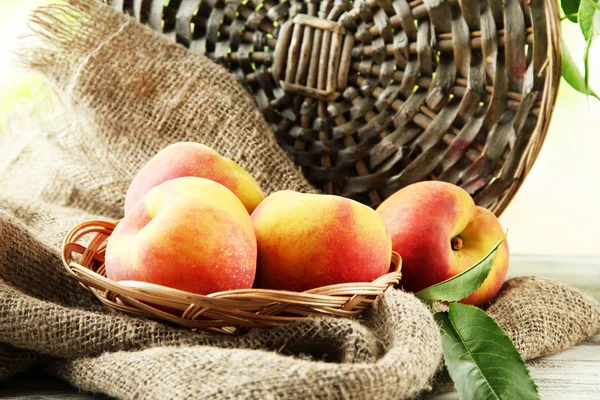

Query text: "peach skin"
[124, 142, 264, 215]
[251, 191, 392, 292]
[376, 181, 509, 306]
[106, 177, 257, 295]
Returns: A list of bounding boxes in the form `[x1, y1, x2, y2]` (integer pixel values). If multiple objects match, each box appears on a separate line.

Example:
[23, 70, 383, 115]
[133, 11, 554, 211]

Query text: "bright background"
[1, 1, 599, 256]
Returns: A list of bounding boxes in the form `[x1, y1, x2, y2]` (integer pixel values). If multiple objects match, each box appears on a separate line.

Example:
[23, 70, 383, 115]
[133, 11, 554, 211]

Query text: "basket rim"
[489, 0, 562, 216]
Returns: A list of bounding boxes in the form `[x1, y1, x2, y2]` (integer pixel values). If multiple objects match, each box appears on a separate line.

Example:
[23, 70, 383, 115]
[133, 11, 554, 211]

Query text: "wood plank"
[528, 336, 600, 399]
[509, 255, 600, 300]
[427, 338, 600, 400]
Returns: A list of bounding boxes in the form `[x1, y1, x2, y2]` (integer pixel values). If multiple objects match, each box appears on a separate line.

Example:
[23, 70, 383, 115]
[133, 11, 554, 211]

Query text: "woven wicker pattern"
[111, 0, 560, 213]
[62, 220, 402, 334]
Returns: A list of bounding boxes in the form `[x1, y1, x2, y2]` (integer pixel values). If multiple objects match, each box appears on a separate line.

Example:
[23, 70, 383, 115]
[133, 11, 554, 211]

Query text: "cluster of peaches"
[106, 142, 509, 307]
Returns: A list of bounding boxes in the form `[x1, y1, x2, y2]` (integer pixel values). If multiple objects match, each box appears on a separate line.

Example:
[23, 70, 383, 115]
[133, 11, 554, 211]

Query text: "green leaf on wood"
[435, 303, 540, 400]
[562, 0, 581, 22]
[415, 234, 507, 303]
[562, 39, 600, 99]
[579, 0, 600, 95]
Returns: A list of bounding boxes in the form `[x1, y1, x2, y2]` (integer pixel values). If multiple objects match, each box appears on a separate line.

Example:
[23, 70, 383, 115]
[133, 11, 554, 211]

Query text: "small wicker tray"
[62, 220, 402, 335]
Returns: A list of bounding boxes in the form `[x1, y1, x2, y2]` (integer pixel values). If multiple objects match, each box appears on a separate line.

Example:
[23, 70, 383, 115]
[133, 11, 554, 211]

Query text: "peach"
[251, 191, 392, 292]
[376, 181, 509, 306]
[124, 142, 264, 215]
[106, 177, 257, 295]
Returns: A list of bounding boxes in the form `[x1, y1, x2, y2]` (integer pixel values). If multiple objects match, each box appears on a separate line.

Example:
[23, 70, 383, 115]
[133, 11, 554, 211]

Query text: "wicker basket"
[111, 0, 561, 214]
[61, 220, 402, 334]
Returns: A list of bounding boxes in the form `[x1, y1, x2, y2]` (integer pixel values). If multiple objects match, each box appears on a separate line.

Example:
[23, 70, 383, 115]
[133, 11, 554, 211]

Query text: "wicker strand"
[110, 0, 560, 214]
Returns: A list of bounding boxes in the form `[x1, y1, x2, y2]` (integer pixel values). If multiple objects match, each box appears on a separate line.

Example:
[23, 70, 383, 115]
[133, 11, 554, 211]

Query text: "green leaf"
[562, 0, 581, 22]
[579, 0, 600, 94]
[415, 234, 507, 303]
[580, 0, 600, 37]
[562, 39, 600, 99]
[435, 304, 539, 400]
[583, 38, 595, 97]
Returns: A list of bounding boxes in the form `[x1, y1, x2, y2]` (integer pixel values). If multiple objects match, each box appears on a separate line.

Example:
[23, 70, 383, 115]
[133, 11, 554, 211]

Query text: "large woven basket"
[111, 0, 560, 214]
[62, 220, 402, 334]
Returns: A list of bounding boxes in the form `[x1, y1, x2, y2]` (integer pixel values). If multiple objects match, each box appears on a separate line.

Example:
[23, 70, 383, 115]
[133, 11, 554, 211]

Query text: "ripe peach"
[124, 142, 264, 214]
[376, 181, 509, 306]
[251, 191, 392, 292]
[106, 177, 257, 295]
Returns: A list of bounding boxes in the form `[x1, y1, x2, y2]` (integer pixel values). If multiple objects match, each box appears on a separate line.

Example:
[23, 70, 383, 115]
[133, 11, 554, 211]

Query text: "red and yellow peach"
[124, 142, 264, 215]
[376, 181, 509, 306]
[251, 191, 392, 292]
[106, 177, 257, 295]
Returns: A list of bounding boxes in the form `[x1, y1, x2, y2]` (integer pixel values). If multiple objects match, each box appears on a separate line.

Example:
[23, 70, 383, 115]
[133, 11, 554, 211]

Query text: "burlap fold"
[0, 1, 598, 398]
[52, 290, 442, 400]
[486, 276, 600, 360]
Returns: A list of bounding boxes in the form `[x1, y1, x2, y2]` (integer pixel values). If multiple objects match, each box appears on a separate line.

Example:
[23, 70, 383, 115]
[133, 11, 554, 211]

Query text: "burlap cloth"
[0, 1, 598, 398]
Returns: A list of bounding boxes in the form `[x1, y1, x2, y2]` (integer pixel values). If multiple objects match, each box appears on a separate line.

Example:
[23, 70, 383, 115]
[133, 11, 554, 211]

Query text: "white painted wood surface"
[1, 255, 599, 399]
[429, 255, 600, 400]
[429, 335, 600, 400]
[512, 256, 600, 400]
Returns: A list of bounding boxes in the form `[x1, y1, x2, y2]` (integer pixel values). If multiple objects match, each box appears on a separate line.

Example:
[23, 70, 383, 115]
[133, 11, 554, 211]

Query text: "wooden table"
[427, 256, 600, 400]
[2, 256, 599, 399]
